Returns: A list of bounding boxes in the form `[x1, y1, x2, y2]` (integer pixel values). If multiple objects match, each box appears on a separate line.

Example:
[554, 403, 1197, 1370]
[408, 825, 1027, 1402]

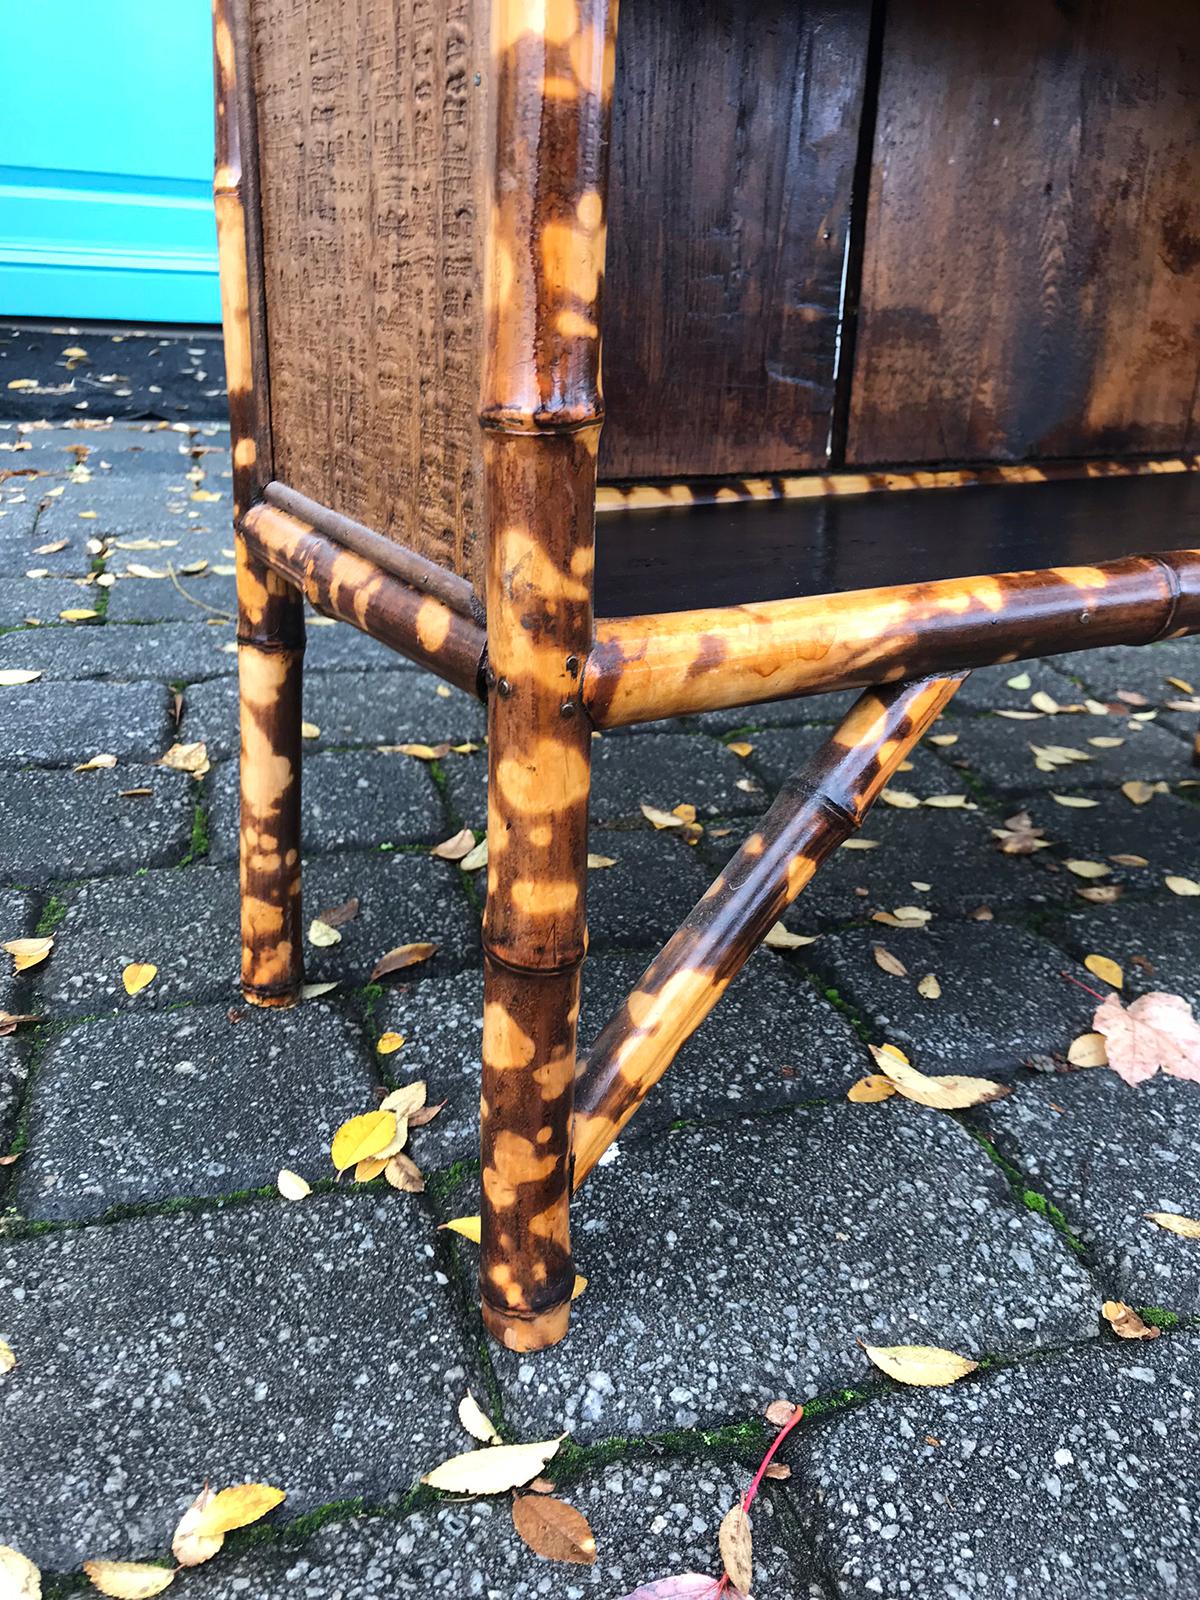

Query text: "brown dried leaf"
[370, 942, 437, 980]
[1145, 1212, 1200, 1239]
[384, 1152, 425, 1192]
[614, 1579, 730, 1600]
[869, 1043, 1009, 1109]
[1122, 780, 1167, 806]
[871, 944, 908, 978]
[763, 1462, 791, 1481]
[718, 1504, 752, 1595]
[1094, 992, 1200, 1086]
[764, 1398, 797, 1427]
[316, 896, 359, 929]
[408, 1098, 446, 1128]
[1101, 1301, 1160, 1341]
[160, 740, 209, 776]
[0, 1011, 39, 1037]
[431, 828, 476, 861]
[512, 1494, 597, 1566]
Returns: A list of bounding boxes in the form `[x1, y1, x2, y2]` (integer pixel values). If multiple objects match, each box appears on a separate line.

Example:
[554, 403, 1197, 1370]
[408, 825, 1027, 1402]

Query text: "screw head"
[497, 677, 514, 698]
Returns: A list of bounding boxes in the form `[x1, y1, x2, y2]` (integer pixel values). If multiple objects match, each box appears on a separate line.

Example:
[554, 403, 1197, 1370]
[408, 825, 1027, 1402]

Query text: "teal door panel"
[0, 1, 220, 323]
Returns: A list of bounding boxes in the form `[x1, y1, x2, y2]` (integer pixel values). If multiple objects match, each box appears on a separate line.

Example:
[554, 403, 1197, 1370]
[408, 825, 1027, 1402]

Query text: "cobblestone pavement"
[1, 331, 1199, 1599]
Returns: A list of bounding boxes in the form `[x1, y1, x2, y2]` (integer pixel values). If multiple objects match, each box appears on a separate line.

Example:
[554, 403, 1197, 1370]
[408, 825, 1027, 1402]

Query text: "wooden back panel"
[847, 0, 1200, 466]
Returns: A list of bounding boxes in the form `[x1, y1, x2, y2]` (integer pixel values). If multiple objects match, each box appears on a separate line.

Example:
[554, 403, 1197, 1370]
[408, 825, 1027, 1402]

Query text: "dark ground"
[0, 326, 1199, 1599]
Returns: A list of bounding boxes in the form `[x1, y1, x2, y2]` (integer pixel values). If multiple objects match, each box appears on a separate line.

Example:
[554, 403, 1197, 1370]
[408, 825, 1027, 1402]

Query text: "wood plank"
[848, 0, 1200, 466]
[600, 0, 873, 480]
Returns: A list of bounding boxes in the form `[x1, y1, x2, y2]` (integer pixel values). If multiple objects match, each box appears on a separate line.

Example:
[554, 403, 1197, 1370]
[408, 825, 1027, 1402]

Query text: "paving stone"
[0, 764, 194, 882]
[1054, 898, 1200, 1010]
[744, 726, 951, 800]
[33, 472, 222, 542]
[695, 686, 861, 733]
[0, 679, 172, 766]
[0, 886, 35, 1009]
[0, 510, 94, 577]
[0, 887, 35, 1138]
[0, 1036, 29, 1148]
[584, 826, 713, 948]
[478, 1106, 1097, 1443]
[1050, 636, 1200, 706]
[707, 802, 1049, 933]
[104, 565, 237, 623]
[793, 1332, 1200, 1600]
[808, 919, 1096, 1074]
[0, 325, 229, 422]
[183, 669, 486, 760]
[303, 614, 419, 672]
[0, 577, 100, 626]
[443, 733, 763, 829]
[0, 619, 239, 683]
[208, 751, 446, 862]
[1015, 788, 1200, 899]
[931, 710, 1190, 793]
[43, 851, 479, 1015]
[949, 658, 1081, 713]
[0, 493, 41, 550]
[377, 950, 863, 1172]
[975, 1072, 1200, 1311]
[15, 1000, 380, 1221]
[0, 1192, 472, 1569]
[181, 1458, 806, 1600]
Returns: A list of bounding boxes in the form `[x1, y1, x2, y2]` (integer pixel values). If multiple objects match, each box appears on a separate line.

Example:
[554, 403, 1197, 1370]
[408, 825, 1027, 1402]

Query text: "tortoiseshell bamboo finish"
[214, 0, 306, 1007]
[241, 503, 486, 697]
[572, 675, 965, 1183]
[477, 0, 618, 1351]
[585, 550, 1200, 727]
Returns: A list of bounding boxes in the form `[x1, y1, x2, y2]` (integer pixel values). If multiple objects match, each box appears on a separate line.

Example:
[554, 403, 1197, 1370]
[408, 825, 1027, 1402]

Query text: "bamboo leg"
[572, 675, 965, 1185]
[477, 0, 618, 1351]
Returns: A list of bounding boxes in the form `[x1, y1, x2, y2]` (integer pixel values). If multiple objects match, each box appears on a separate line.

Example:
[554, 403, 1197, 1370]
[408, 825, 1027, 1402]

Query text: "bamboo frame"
[573, 674, 965, 1184]
[584, 550, 1200, 727]
[475, 0, 619, 1352]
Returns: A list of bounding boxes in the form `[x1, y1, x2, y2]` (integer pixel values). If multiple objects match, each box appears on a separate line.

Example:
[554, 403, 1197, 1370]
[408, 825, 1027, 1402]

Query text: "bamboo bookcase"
[214, 0, 1200, 1350]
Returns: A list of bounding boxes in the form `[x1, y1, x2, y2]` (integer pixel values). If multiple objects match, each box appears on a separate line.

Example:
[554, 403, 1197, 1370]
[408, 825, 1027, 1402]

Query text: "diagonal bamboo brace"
[571, 673, 966, 1185]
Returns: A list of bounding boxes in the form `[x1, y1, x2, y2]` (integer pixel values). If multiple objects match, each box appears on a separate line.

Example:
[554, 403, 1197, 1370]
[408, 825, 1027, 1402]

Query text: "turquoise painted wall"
[0, 1, 220, 324]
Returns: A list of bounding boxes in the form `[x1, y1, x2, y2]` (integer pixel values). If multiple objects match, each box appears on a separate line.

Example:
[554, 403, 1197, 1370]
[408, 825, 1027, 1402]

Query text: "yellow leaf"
[0, 1544, 40, 1597]
[160, 741, 209, 776]
[82, 1561, 174, 1598]
[640, 803, 684, 829]
[395, 742, 447, 760]
[928, 732, 958, 747]
[330, 1110, 397, 1172]
[377, 1031, 405, 1055]
[441, 1214, 482, 1244]
[1101, 1301, 1159, 1341]
[923, 794, 969, 809]
[460, 839, 489, 872]
[847, 1074, 896, 1104]
[571, 1272, 588, 1300]
[719, 1504, 753, 1594]
[171, 1485, 224, 1568]
[7, 379, 39, 391]
[1083, 954, 1123, 991]
[307, 918, 341, 948]
[726, 741, 753, 758]
[192, 1483, 286, 1538]
[355, 1155, 390, 1183]
[3, 937, 52, 973]
[1006, 672, 1032, 690]
[190, 489, 222, 502]
[381, 1082, 427, 1118]
[59, 608, 99, 622]
[75, 753, 118, 772]
[671, 803, 697, 824]
[917, 973, 942, 1000]
[276, 1168, 311, 1201]
[880, 789, 920, 809]
[586, 853, 617, 869]
[763, 922, 818, 950]
[422, 1434, 566, 1494]
[840, 837, 880, 850]
[1145, 1212, 1200, 1239]
[1064, 860, 1111, 880]
[459, 1390, 502, 1444]
[0, 1338, 15, 1375]
[121, 962, 157, 997]
[868, 1044, 1010, 1110]
[862, 1342, 979, 1387]
[1067, 1033, 1108, 1068]
[1165, 876, 1200, 897]
[0, 670, 41, 686]
[300, 721, 320, 740]
[1050, 794, 1099, 808]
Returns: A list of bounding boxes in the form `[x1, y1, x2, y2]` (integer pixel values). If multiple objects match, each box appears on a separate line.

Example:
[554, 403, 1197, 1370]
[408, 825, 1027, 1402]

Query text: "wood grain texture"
[248, 0, 488, 581]
[849, 0, 1200, 466]
[600, 0, 872, 479]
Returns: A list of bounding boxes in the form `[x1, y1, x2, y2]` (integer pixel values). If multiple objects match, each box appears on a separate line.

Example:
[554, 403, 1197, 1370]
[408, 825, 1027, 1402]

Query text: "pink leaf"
[1093, 991, 1200, 1086]
[617, 1578, 734, 1600]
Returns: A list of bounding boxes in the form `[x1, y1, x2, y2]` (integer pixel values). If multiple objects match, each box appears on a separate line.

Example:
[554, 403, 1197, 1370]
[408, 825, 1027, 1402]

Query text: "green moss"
[34, 892, 69, 937]
[182, 800, 211, 865]
[1138, 1306, 1181, 1330]
[965, 1126, 1087, 1255]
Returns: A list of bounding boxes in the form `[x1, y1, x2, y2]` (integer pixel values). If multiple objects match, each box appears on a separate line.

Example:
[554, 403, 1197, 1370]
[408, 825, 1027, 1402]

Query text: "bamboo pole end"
[480, 1295, 572, 1352]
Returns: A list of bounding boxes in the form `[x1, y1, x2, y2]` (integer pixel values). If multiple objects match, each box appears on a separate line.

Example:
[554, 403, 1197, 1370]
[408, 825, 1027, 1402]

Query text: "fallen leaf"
[725, 741, 753, 759]
[847, 1074, 897, 1104]
[276, 1169, 311, 1201]
[3, 937, 52, 973]
[928, 732, 958, 746]
[1030, 690, 1061, 714]
[992, 811, 1051, 855]
[763, 1462, 791, 1481]
[0, 670, 41, 686]
[571, 1273, 588, 1299]
[408, 1098, 446, 1128]
[1050, 794, 1100, 809]
[862, 1342, 978, 1387]
[1006, 672, 1032, 690]
[1083, 954, 1123, 991]
[841, 837, 880, 850]
[0, 1545, 40, 1598]
[190, 489, 222, 503]
[1110, 853, 1148, 868]
[384, 1152, 424, 1192]
[460, 839, 489, 872]
[300, 721, 320, 739]
[370, 942, 437, 979]
[82, 1562, 174, 1598]
[330, 1110, 397, 1171]
[765, 1398, 798, 1427]
[381, 1082, 426, 1118]
[923, 794, 969, 810]
[1145, 1212, 1200, 1239]
[172, 1486, 224, 1568]
[763, 922, 818, 950]
[74, 753, 118, 772]
[1078, 884, 1123, 905]
[1165, 875, 1200, 897]
[1102, 1301, 1160, 1341]
[431, 828, 476, 861]
[395, 742, 450, 761]
[355, 1155, 389, 1183]
[880, 788, 920, 809]
[1090, 736, 1125, 749]
[1122, 780, 1166, 806]
[122, 963, 157, 997]
[299, 981, 339, 1000]
[441, 1214, 482, 1243]
[192, 1483, 285, 1538]
[422, 1435, 566, 1494]
[512, 1494, 597, 1565]
[917, 973, 942, 1000]
[307, 918, 341, 948]
[717, 1504, 752, 1594]
[1094, 992, 1200, 1086]
[871, 944, 908, 978]
[377, 1031, 405, 1055]
[0, 1011, 39, 1036]
[869, 1043, 1009, 1109]
[160, 741, 209, 777]
[1166, 676, 1195, 694]
[316, 897, 359, 929]
[1067, 1032, 1108, 1068]
[0, 1338, 15, 1375]
[587, 853, 617, 869]
[614, 1579, 727, 1600]
[60, 608, 99, 622]
[1064, 859, 1111, 880]
[641, 803, 684, 830]
[459, 1390, 502, 1444]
